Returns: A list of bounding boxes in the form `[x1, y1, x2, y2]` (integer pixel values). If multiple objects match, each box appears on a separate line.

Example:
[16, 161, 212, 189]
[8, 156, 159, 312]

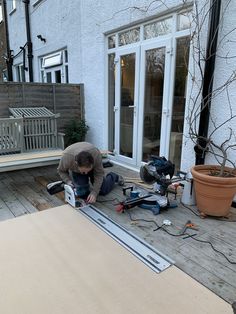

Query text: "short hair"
[75, 151, 94, 168]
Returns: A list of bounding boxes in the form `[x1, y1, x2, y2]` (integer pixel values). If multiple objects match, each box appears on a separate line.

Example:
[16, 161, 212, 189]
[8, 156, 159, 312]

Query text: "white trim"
[42, 52, 62, 68]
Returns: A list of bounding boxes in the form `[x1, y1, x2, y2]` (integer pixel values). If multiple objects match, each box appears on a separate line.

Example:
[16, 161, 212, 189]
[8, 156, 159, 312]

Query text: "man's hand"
[86, 193, 97, 204]
[67, 180, 74, 188]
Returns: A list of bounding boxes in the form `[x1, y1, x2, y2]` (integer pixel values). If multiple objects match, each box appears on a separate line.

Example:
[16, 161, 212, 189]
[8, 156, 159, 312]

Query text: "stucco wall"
[181, 0, 236, 171]
[6, 0, 236, 170]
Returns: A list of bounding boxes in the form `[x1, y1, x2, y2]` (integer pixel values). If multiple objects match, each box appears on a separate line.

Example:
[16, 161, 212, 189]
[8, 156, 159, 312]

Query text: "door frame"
[114, 46, 140, 166]
[137, 38, 173, 165]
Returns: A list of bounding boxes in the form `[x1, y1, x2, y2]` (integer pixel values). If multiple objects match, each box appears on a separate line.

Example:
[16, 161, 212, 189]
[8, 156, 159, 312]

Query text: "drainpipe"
[195, 0, 221, 165]
[2, 0, 13, 81]
[23, 0, 33, 82]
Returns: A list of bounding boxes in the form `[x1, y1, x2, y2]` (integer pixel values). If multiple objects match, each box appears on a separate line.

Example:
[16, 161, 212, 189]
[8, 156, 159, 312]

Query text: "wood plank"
[11, 183, 53, 211]
[0, 186, 30, 217]
[0, 197, 15, 221]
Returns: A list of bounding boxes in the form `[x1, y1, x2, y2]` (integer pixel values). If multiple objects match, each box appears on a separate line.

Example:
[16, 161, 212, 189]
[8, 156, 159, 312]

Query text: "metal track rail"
[79, 205, 174, 273]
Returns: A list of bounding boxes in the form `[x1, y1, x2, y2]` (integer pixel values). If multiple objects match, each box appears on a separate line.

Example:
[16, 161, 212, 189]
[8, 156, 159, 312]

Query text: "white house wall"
[181, 0, 236, 172]
[6, 0, 236, 171]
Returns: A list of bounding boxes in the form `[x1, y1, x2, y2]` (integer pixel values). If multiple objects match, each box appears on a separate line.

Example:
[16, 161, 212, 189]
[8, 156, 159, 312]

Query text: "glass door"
[114, 47, 140, 165]
[138, 40, 172, 163]
[45, 66, 62, 83]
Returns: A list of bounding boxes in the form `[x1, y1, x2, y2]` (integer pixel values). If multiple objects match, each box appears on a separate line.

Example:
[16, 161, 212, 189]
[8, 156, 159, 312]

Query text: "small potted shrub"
[64, 119, 89, 147]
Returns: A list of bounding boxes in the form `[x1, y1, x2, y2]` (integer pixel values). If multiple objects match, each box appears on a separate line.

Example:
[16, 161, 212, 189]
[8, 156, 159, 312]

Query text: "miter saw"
[140, 155, 175, 196]
[116, 156, 178, 215]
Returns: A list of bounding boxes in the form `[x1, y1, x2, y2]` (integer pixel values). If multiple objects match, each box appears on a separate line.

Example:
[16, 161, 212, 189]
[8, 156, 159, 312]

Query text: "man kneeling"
[57, 142, 123, 203]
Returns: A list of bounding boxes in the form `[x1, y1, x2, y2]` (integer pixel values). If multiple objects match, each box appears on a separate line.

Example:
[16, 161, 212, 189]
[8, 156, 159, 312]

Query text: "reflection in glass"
[120, 53, 135, 157]
[46, 72, 52, 83]
[108, 35, 116, 49]
[169, 37, 190, 170]
[55, 70, 61, 83]
[108, 54, 115, 151]
[177, 12, 191, 31]
[142, 47, 165, 161]
[118, 28, 140, 46]
[144, 18, 172, 39]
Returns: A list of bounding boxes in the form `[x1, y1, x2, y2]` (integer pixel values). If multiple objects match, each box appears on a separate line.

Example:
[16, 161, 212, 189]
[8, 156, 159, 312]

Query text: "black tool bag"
[46, 181, 65, 195]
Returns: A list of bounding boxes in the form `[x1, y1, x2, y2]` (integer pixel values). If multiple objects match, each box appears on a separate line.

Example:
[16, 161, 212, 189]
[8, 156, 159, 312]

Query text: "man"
[57, 142, 123, 203]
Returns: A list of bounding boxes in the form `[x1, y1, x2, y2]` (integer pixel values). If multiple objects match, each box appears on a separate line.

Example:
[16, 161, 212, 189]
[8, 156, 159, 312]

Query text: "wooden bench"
[0, 107, 64, 172]
[0, 150, 63, 172]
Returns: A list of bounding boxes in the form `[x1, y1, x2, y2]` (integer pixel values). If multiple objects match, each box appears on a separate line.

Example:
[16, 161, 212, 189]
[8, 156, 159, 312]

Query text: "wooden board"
[0, 150, 63, 172]
[0, 204, 232, 314]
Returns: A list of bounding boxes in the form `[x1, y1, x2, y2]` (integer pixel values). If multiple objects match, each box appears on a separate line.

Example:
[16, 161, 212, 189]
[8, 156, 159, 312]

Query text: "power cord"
[126, 210, 236, 265]
[180, 202, 200, 216]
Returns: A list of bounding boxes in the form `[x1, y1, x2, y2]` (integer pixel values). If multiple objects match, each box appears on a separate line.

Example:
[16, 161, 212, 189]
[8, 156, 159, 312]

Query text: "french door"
[114, 47, 140, 165]
[113, 40, 172, 166]
[137, 39, 173, 164]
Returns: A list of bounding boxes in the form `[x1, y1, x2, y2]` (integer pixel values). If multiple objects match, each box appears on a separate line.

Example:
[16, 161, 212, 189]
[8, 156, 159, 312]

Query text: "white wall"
[7, 0, 236, 170]
[181, 0, 236, 171]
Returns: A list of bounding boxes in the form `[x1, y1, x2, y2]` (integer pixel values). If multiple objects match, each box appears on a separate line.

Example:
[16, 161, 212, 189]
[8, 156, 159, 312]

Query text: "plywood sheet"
[0, 205, 232, 314]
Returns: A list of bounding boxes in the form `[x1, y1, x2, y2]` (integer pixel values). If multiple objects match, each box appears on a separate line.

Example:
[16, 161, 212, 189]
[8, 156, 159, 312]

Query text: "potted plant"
[64, 119, 89, 147]
[185, 1, 236, 216]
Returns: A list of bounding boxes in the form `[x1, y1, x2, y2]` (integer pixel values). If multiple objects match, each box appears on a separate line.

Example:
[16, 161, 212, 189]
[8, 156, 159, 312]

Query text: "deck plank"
[0, 198, 15, 220]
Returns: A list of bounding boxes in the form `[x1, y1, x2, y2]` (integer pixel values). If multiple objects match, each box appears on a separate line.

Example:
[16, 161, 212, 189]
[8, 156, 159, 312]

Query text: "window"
[16, 64, 25, 82]
[2, 70, 8, 82]
[40, 49, 69, 83]
[42, 52, 62, 68]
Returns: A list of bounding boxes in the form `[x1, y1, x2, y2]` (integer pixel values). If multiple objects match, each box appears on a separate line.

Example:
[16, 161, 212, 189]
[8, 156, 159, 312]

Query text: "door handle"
[128, 105, 136, 108]
[163, 108, 170, 116]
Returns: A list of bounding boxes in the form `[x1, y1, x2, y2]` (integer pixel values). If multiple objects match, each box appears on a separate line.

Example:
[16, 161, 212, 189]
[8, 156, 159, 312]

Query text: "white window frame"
[42, 52, 62, 69]
[9, 0, 17, 14]
[15, 64, 25, 82]
[40, 49, 69, 83]
[0, 5, 3, 22]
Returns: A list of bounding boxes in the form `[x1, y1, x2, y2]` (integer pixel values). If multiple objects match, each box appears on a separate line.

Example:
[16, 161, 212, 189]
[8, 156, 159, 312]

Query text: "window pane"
[65, 65, 69, 83]
[108, 35, 116, 49]
[144, 18, 172, 39]
[55, 70, 61, 83]
[177, 12, 191, 31]
[46, 72, 52, 83]
[142, 47, 165, 161]
[118, 28, 140, 46]
[41, 71, 44, 83]
[169, 37, 190, 170]
[64, 50, 68, 63]
[120, 53, 135, 158]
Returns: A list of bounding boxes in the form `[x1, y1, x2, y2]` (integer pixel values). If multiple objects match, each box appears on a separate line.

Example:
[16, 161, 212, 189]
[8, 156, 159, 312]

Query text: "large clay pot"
[191, 165, 236, 216]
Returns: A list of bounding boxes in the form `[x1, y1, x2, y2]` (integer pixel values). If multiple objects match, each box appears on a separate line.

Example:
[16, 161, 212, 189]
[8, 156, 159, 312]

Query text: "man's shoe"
[118, 175, 124, 186]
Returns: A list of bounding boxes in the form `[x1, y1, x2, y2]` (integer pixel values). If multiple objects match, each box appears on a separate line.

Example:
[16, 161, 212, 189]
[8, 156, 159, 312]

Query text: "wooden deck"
[0, 164, 235, 306]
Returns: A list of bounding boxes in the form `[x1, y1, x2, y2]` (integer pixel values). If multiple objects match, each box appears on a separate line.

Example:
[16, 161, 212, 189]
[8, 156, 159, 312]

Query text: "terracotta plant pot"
[191, 165, 236, 216]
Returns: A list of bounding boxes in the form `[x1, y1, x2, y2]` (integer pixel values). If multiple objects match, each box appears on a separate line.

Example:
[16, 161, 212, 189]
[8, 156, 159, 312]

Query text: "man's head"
[75, 151, 94, 174]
